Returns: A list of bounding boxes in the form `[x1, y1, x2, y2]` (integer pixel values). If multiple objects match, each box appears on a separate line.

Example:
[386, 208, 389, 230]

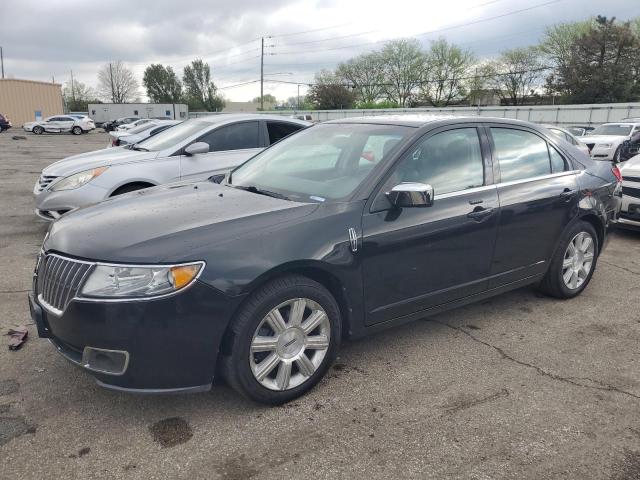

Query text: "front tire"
[222, 275, 341, 405]
[539, 221, 599, 299]
[33, 126, 44, 135]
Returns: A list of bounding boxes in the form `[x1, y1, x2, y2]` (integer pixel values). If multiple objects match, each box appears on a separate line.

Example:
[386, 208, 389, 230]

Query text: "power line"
[270, 23, 351, 39]
[274, 30, 378, 48]
[271, 0, 562, 55]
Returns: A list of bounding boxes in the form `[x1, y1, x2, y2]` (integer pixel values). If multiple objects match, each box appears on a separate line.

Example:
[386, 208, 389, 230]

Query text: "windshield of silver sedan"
[228, 123, 412, 202]
[135, 119, 210, 151]
[590, 124, 633, 136]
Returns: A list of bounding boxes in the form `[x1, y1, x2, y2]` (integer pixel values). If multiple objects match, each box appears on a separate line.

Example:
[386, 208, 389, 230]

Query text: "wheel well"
[110, 182, 155, 197]
[579, 214, 604, 251]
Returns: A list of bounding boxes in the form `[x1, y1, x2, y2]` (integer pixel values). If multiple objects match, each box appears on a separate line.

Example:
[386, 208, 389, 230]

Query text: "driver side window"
[386, 128, 485, 196]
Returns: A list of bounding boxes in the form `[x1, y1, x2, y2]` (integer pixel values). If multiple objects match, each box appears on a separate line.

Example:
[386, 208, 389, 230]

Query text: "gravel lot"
[1, 131, 639, 480]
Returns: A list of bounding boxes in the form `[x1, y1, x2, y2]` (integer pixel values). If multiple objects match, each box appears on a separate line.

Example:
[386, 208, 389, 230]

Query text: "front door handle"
[467, 206, 495, 221]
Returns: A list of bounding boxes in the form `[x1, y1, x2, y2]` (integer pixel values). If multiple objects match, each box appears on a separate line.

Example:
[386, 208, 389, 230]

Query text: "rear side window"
[492, 128, 552, 182]
[391, 128, 485, 195]
[201, 121, 260, 152]
[267, 122, 303, 144]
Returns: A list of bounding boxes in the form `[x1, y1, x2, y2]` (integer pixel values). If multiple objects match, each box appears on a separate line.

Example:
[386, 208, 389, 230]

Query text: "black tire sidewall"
[72, 126, 82, 135]
[33, 126, 43, 134]
[227, 278, 341, 405]
[551, 221, 599, 298]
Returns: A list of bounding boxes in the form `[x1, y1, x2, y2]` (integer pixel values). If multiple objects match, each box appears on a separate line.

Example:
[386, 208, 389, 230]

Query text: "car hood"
[42, 147, 159, 177]
[44, 180, 319, 264]
[580, 135, 627, 144]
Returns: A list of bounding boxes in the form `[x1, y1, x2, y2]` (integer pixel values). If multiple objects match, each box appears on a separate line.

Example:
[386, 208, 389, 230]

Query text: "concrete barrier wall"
[190, 102, 640, 126]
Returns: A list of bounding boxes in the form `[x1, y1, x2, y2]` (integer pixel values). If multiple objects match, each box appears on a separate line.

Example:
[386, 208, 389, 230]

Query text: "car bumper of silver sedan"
[33, 182, 110, 221]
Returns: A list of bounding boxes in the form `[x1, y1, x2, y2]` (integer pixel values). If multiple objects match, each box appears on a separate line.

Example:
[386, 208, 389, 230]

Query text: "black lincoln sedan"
[29, 116, 622, 404]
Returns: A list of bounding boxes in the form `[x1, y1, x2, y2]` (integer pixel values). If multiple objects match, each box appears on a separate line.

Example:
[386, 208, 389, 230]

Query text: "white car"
[581, 123, 640, 161]
[108, 120, 181, 147]
[24, 115, 95, 135]
[618, 153, 640, 229]
[33, 114, 310, 220]
[116, 118, 154, 132]
[542, 125, 590, 156]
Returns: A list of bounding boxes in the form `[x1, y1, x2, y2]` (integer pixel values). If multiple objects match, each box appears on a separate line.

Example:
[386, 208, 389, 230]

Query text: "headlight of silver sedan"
[51, 167, 108, 191]
[598, 143, 613, 149]
[80, 262, 204, 299]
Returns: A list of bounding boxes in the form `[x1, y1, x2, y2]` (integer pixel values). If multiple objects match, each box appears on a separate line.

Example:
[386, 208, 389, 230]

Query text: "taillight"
[111, 138, 119, 147]
[612, 166, 622, 183]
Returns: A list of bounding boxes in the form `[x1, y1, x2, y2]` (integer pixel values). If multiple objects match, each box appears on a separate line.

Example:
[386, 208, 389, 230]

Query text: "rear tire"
[72, 126, 82, 135]
[221, 275, 341, 405]
[538, 221, 599, 299]
[33, 126, 44, 135]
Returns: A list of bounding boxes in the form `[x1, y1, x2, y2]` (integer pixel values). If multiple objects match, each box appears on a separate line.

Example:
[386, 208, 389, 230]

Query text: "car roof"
[323, 115, 545, 128]
[193, 113, 310, 127]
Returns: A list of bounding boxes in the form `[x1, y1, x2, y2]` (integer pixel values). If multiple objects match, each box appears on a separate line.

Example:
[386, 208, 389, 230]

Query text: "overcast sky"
[1, 0, 637, 103]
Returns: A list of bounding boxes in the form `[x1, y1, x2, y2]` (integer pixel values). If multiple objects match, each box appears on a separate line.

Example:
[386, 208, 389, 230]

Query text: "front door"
[361, 126, 499, 325]
[180, 121, 263, 181]
[486, 125, 580, 287]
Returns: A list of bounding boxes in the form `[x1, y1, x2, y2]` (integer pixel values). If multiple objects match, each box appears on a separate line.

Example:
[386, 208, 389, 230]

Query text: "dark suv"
[29, 116, 622, 404]
[0, 113, 12, 132]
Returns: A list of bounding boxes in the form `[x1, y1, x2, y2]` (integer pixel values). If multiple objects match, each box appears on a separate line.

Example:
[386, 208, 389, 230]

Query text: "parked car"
[108, 120, 181, 147]
[33, 114, 309, 220]
[0, 113, 12, 132]
[542, 125, 590, 155]
[567, 126, 595, 137]
[116, 118, 154, 132]
[581, 122, 640, 161]
[28, 116, 621, 403]
[102, 117, 140, 132]
[618, 153, 640, 229]
[23, 115, 95, 135]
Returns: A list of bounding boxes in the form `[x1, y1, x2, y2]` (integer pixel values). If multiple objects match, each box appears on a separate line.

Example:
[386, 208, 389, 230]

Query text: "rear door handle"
[560, 189, 575, 201]
[467, 207, 495, 221]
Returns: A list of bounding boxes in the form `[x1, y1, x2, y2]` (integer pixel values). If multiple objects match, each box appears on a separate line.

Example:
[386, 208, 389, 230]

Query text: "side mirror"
[184, 142, 210, 156]
[386, 182, 434, 208]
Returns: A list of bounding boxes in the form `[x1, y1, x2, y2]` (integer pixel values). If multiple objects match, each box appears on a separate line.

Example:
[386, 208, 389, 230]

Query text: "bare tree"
[379, 39, 425, 107]
[421, 39, 475, 106]
[490, 47, 545, 105]
[97, 61, 139, 103]
[336, 52, 386, 105]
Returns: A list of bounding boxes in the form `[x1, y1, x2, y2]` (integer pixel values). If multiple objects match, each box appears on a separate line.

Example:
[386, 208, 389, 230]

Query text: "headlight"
[51, 167, 108, 191]
[598, 143, 612, 149]
[81, 262, 204, 299]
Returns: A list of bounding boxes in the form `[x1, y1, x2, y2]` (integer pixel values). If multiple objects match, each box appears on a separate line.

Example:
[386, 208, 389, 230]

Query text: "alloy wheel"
[562, 231, 595, 290]
[250, 298, 330, 391]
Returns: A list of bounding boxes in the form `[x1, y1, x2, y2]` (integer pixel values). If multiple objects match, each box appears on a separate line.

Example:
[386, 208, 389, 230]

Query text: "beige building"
[223, 101, 275, 113]
[0, 78, 64, 126]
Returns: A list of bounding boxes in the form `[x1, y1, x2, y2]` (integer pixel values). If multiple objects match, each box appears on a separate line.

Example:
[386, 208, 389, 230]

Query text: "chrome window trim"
[434, 184, 496, 200]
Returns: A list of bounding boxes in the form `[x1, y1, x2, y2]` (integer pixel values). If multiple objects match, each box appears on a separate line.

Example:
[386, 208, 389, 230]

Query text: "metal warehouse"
[0, 78, 64, 127]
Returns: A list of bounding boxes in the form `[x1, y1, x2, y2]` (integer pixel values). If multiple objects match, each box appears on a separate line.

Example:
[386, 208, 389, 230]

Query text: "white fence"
[190, 102, 640, 126]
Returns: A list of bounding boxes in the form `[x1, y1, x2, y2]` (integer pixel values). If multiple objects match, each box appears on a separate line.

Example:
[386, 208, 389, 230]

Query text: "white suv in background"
[23, 115, 95, 135]
[33, 114, 310, 220]
[581, 122, 640, 161]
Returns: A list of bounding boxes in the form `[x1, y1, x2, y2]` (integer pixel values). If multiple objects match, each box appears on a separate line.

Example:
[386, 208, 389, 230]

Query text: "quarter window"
[389, 128, 484, 196]
[201, 121, 261, 152]
[549, 145, 567, 173]
[492, 128, 552, 182]
[266, 122, 304, 144]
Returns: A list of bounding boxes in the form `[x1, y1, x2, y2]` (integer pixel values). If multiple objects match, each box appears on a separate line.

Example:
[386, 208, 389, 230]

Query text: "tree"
[143, 64, 182, 103]
[420, 39, 475, 106]
[545, 16, 640, 103]
[97, 61, 139, 103]
[336, 52, 386, 104]
[490, 46, 545, 105]
[306, 70, 355, 110]
[63, 79, 100, 112]
[251, 94, 277, 106]
[379, 39, 425, 107]
[182, 59, 225, 111]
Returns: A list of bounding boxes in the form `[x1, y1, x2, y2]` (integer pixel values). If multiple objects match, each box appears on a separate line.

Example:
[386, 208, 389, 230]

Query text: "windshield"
[136, 119, 210, 151]
[590, 124, 633, 136]
[229, 123, 412, 202]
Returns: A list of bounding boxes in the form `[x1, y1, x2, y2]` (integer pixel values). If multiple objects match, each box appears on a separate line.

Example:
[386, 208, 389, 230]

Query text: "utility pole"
[109, 62, 115, 103]
[0, 46, 4, 79]
[260, 37, 264, 111]
[70, 70, 76, 106]
[297, 84, 300, 110]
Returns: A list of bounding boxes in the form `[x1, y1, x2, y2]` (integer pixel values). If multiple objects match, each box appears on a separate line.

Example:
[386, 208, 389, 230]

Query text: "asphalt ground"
[0, 130, 639, 479]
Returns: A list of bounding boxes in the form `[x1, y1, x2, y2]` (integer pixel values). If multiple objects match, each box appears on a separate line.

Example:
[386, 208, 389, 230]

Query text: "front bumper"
[618, 188, 640, 228]
[28, 281, 240, 392]
[33, 181, 109, 220]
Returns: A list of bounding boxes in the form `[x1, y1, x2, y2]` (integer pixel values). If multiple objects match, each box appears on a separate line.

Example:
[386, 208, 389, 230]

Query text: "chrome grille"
[36, 254, 93, 315]
[37, 174, 59, 192]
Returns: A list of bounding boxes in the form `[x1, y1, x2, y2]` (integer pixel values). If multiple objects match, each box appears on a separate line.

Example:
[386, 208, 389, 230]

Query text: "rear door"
[265, 120, 306, 146]
[58, 116, 76, 132]
[487, 125, 579, 287]
[179, 121, 263, 180]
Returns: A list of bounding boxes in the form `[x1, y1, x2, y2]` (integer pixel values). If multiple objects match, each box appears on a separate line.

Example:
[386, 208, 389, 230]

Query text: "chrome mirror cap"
[386, 182, 434, 208]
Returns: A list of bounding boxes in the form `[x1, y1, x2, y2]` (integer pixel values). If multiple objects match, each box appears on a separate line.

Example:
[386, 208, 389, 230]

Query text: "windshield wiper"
[131, 145, 149, 151]
[232, 184, 290, 200]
